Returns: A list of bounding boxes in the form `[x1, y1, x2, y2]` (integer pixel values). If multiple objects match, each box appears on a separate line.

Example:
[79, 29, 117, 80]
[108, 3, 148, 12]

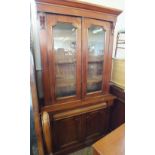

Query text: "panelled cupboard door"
[82, 18, 111, 98]
[85, 109, 110, 140]
[46, 14, 82, 103]
[53, 116, 81, 152]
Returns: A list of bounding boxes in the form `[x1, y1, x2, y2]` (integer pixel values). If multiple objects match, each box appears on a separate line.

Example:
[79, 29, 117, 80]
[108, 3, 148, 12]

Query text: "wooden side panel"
[105, 23, 115, 93]
[110, 84, 125, 130]
[110, 100, 125, 130]
[38, 13, 52, 105]
[30, 52, 45, 155]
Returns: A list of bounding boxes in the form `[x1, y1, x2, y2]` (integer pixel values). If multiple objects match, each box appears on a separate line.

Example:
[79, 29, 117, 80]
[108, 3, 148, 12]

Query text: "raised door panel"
[85, 108, 110, 140]
[45, 14, 82, 104]
[53, 116, 81, 152]
[82, 18, 111, 98]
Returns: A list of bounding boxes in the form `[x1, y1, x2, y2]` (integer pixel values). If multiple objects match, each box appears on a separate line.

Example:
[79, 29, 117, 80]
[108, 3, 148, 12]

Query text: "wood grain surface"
[92, 124, 125, 155]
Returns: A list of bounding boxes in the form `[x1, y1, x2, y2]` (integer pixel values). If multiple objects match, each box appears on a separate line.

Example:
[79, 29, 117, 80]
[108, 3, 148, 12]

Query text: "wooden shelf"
[88, 56, 103, 62]
[57, 83, 75, 88]
[56, 76, 102, 87]
[87, 76, 102, 84]
[56, 60, 76, 64]
[56, 79, 75, 88]
[56, 75, 75, 78]
[88, 60, 103, 63]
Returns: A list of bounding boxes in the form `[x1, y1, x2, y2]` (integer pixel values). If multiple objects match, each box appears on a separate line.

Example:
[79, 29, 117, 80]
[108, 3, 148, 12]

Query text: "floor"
[69, 147, 93, 155]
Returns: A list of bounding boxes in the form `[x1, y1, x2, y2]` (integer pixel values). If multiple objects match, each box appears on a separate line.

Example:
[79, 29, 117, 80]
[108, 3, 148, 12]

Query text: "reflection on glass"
[87, 25, 105, 93]
[53, 22, 77, 98]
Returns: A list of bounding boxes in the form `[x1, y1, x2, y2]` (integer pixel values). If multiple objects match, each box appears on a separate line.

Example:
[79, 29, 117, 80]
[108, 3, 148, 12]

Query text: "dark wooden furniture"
[34, 0, 122, 154]
[52, 103, 110, 154]
[92, 124, 125, 155]
[110, 84, 125, 130]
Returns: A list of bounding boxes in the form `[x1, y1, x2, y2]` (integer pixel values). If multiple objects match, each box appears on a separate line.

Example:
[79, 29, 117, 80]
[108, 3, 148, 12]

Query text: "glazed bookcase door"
[82, 18, 111, 98]
[47, 14, 81, 103]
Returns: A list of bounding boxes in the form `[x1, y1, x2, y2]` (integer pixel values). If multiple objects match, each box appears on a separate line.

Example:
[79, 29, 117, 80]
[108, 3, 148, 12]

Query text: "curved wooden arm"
[42, 111, 53, 155]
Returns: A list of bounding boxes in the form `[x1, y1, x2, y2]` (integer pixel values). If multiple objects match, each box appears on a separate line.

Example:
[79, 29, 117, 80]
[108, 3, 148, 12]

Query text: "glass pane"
[87, 25, 105, 93]
[53, 22, 77, 98]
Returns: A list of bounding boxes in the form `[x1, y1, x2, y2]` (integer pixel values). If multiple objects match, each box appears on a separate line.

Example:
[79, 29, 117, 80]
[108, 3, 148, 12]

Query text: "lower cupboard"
[50, 105, 110, 155]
